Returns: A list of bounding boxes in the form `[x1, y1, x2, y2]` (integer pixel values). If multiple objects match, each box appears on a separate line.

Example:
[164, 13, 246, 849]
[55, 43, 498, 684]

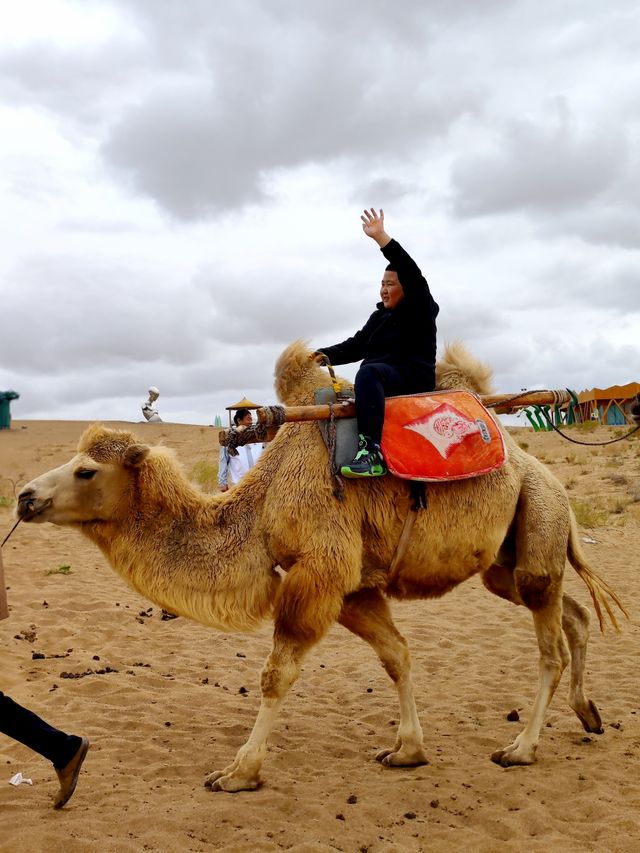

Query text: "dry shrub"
[189, 460, 218, 493]
[606, 473, 629, 486]
[570, 499, 608, 529]
[608, 498, 629, 515]
[573, 420, 599, 432]
[628, 504, 640, 524]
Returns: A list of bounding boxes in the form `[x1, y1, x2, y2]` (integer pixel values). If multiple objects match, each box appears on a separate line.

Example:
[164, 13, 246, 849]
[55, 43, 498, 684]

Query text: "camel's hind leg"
[339, 588, 428, 767]
[483, 565, 603, 737]
[491, 583, 569, 766]
[561, 594, 603, 734]
[204, 556, 354, 792]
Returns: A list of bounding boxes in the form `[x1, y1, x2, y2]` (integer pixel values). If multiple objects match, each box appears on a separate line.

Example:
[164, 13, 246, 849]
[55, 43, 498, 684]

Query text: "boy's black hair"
[233, 407, 251, 426]
[385, 262, 401, 284]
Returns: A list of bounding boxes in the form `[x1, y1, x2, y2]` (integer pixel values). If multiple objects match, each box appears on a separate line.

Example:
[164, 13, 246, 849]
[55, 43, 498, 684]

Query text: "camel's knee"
[260, 643, 304, 699]
[260, 658, 299, 699]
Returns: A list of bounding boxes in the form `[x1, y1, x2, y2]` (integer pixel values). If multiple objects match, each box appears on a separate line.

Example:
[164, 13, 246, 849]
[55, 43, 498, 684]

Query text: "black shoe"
[341, 434, 387, 478]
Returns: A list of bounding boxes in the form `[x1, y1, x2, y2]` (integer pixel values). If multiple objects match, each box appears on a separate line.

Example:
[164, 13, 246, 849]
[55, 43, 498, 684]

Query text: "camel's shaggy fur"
[18, 341, 626, 792]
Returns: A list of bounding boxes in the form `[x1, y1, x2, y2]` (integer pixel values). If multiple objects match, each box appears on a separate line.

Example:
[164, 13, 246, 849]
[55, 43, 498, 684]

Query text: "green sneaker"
[341, 434, 388, 479]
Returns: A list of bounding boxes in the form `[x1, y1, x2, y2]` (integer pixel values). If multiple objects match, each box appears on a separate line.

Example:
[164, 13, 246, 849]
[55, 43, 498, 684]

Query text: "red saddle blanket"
[381, 391, 507, 481]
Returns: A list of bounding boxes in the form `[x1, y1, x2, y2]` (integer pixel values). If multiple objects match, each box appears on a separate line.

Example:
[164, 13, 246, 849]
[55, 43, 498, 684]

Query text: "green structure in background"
[0, 390, 19, 430]
[525, 405, 553, 431]
[214, 414, 222, 427]
[524, 390, 579, 432]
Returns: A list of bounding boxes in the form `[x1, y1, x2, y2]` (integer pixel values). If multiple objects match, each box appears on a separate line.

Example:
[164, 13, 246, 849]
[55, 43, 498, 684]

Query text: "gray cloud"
[102, 60, 479, 218]
[196, 264, 368, 346]
[0, 254, 213, 373]
[523, 257, 640, 314]
[450, 109, 627, 218]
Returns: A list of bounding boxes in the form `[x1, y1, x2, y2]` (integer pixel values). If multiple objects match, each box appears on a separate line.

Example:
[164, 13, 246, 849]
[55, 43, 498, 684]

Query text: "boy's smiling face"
[380, 270, 404, 309]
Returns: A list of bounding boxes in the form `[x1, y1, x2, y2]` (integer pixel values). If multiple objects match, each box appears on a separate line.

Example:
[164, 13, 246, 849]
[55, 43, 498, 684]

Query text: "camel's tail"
[567, 513, 629, 632]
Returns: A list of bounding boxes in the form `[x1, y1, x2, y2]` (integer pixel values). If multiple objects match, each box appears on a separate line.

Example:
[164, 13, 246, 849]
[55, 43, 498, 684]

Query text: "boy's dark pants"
[354, 361, 435, 445]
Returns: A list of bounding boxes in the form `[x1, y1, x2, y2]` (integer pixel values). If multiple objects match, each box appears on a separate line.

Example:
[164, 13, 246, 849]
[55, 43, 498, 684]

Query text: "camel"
[16, 341, 626, 793]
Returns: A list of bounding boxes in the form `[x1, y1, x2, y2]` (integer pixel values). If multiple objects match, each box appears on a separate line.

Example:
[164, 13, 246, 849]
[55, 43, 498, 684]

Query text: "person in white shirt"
[218, 408, 264, 492]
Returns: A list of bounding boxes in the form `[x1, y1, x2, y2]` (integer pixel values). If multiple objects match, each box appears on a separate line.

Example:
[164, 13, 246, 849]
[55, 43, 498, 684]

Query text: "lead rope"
[1, 517, 22, 548]
[538, 411, 640, 446]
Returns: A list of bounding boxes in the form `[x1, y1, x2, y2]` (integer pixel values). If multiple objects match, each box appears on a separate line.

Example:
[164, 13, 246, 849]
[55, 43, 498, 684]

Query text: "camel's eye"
[75, 469, 97, 480]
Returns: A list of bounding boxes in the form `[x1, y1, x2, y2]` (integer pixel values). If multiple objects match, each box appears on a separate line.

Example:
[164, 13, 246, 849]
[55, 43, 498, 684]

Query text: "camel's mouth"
[17, 496, 52, 522]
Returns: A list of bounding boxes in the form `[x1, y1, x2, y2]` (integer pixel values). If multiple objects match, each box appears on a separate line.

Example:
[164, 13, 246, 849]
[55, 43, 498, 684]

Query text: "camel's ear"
[123, 444, 150, 468]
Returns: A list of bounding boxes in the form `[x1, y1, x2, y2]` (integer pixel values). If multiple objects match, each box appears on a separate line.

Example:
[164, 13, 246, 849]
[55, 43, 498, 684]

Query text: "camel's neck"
[81, 452, 280, 632]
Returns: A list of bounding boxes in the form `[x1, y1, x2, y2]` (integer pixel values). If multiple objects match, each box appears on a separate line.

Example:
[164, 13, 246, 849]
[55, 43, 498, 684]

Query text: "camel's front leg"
[339, 588, 428, 767]
[205, 557, 349, 792]
[204, 642, 299, 792]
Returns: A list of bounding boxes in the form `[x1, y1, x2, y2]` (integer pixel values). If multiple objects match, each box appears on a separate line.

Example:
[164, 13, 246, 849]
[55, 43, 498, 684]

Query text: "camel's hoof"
[576, 699, 603, 735]
[490, 746, 536, 767]
[204, 771, 223, 788]
[204, 770, 261, 793]
[375, 747, 428, 767]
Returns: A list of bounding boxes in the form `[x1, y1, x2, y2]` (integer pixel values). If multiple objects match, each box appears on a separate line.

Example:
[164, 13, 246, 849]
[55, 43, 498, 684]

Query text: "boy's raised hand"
[361, 208, 384, 237]
[361, 208, 391, 248]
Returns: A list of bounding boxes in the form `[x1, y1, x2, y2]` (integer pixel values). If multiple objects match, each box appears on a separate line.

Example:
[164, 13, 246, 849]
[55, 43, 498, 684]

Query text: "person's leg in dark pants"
[341, 363, 406, 478]
[0, 691, 80, 767]
[342, 362, 436, 478]
[0, 691, 89, 808]
[354, 362, 407, 445]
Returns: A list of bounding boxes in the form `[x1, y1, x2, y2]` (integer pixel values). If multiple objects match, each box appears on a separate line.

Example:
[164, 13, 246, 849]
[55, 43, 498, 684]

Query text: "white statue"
[142, 386, 162, 423]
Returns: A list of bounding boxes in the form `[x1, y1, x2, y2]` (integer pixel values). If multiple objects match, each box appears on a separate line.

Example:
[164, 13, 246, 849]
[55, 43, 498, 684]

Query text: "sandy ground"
[0, 419, 639, 852]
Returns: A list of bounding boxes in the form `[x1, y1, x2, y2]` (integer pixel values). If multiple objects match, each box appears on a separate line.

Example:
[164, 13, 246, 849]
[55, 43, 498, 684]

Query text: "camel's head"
[630, 393, 640, 426]
[17, 424, 150, 527]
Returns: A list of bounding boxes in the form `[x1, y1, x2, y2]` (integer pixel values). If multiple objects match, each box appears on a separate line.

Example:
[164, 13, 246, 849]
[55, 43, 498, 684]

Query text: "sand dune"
[1, 419, 639, 852]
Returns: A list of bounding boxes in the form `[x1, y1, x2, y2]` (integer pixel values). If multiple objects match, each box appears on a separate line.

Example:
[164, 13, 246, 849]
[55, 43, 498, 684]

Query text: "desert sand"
[0, 418, 639, 852]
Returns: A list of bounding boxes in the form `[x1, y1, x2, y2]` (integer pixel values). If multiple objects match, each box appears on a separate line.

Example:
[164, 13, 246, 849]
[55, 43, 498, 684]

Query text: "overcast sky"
[0, 0, 638, 427]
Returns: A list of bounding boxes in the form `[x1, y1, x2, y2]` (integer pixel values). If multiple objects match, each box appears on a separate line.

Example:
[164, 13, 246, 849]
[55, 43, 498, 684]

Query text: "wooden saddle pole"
[218, 389, 573, 447]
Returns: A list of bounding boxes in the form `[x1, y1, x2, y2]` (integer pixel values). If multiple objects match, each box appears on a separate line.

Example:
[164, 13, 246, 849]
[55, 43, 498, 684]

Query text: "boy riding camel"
[315, 208, 439, 477]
